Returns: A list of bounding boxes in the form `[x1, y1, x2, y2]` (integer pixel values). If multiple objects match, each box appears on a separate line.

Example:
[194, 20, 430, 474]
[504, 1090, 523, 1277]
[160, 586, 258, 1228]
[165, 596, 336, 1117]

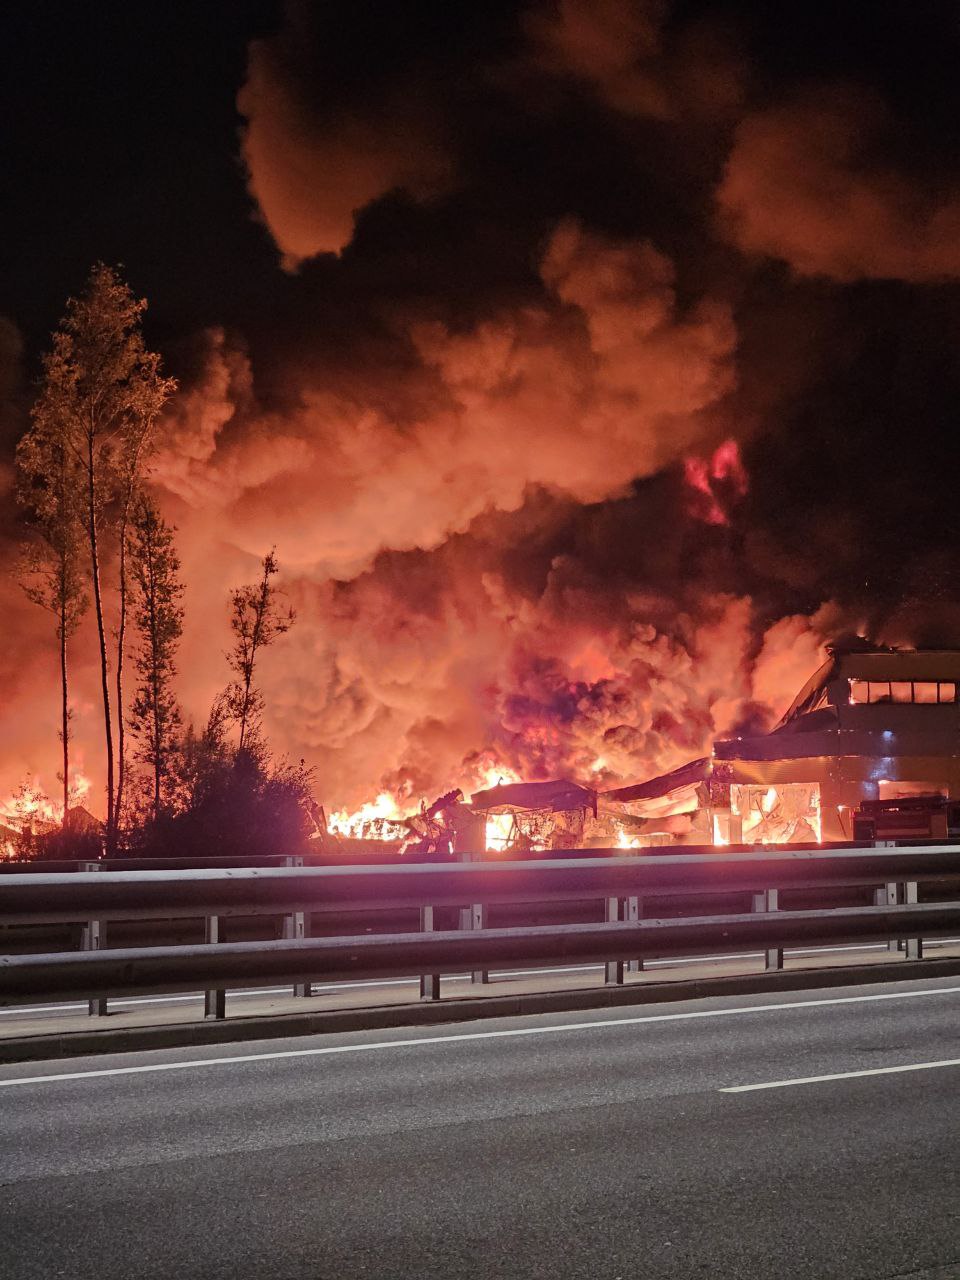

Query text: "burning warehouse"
[607, 645, 960, 846]
[322, 644, 960, 856]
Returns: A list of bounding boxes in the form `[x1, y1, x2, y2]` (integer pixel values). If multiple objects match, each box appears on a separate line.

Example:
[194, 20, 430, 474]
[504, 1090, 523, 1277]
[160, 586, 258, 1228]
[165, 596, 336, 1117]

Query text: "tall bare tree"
[127, 497, 184, 823]
[113, 402, 161, 830]
[32, 264, 176, 851]
[15, 424, 88, 820]
[225, 550, 295, 751]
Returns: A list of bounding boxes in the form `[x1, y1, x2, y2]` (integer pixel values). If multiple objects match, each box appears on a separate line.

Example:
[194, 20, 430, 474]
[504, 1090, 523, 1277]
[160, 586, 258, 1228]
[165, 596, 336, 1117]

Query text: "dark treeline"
[13, 266, 315, 861]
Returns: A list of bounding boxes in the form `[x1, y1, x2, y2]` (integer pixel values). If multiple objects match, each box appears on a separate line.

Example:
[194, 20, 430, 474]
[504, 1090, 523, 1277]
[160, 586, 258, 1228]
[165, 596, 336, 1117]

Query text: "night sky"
[3, 0, 960, 802]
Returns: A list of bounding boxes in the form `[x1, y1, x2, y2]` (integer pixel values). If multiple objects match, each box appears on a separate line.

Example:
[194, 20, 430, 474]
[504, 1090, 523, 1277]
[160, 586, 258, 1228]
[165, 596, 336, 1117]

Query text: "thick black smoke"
[3, 0, 960, 810]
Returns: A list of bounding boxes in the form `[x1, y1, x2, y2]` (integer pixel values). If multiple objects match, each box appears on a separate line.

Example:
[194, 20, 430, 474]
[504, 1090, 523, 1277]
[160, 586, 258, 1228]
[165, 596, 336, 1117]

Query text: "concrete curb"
[3, 956, 960, 1064]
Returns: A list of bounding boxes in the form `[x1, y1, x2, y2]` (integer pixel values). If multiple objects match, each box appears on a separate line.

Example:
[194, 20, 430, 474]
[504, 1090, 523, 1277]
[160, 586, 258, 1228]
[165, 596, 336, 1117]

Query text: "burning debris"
[397, 788, 474, 859]
[0, 773, 101, 859]
[326, 793, 408, 844]
[321, 776, 598, 857]
[316, 643, 960, 856]
[470, 778, 598, 852]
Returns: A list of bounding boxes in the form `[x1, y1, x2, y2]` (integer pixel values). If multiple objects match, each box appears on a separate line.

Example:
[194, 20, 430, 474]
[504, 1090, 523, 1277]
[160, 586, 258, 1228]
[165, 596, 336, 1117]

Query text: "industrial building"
[605, 645, 960, 845]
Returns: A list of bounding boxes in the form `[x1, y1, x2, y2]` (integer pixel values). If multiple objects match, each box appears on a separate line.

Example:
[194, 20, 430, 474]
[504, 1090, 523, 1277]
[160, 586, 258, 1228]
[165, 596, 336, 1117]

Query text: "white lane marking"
[722, 1057, 960, 1093]
[2, 983, 959, 1089]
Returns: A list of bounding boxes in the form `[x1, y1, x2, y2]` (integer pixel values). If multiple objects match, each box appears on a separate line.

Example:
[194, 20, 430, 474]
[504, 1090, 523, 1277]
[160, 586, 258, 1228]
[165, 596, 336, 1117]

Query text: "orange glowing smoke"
[717, 89, 960, 284]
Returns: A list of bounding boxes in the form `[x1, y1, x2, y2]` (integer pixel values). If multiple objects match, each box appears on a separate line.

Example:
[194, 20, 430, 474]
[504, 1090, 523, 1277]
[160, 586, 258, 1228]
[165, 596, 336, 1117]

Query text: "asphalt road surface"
[2, 975, 960, 1280]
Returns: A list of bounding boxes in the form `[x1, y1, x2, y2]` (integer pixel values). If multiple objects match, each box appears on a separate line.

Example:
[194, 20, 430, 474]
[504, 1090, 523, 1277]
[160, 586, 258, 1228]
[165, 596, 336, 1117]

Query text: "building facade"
[606, 646, 960, 845]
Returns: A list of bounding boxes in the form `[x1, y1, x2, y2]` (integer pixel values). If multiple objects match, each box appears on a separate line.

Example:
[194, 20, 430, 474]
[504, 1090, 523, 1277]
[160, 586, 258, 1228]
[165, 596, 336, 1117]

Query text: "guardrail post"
[625, 896, 643, 973]
[80, 861, 108, 1016]
[872, 842, 903, 953]
[459, 901, 489, 984]
[458, 855, 488, 983]
[752, 889, 783, 971]
[284, 856, 311, 997]
[204, 915, 226, 1020]
[904, 881, 923, 960]
[605, 897, 624, 986]
[874, 882, 902, 952]
[420, 906, 440, 1001]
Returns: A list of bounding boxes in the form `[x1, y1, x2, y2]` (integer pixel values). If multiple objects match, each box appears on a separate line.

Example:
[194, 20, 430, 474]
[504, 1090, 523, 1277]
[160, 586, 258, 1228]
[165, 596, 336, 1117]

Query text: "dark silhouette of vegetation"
[127, 701, 315, 859]
[225, 549, 295, 751]
[127, 497, 184, 823]
[15, 417, 88, 820]
[29, 264, 175, 853]
[10, 270, 314, 864]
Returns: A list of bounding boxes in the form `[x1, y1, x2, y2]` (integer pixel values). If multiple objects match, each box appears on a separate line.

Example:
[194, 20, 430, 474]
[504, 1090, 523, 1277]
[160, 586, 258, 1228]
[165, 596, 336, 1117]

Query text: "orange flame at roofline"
[327, 791, 406, 841]
[326, 762, 524, 848]
[475, 763, 522, 852]
[0, 772, 93, 858]
[0, 772, 91, 828]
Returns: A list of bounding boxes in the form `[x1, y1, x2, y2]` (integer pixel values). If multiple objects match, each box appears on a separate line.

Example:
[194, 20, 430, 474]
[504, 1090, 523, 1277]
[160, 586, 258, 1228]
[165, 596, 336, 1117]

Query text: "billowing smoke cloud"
[528, 0, 670, 117]
[526, 0, 743, 122]
[244, 548, 844, 808]
[238, 4, 453, 264]
[153, 219, 737, 578]
[6, 0, 960, 817]
[137, 214, 748, 806]
[717, 89, 960, 282]
[239, 0, 745, 268]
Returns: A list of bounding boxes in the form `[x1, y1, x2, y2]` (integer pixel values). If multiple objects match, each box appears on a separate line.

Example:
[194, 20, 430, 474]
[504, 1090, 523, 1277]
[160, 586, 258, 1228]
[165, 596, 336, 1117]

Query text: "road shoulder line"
[722, 1057, 960, 1093]
[4, 981, 960, 1088]
[3, 956, 960, 1067]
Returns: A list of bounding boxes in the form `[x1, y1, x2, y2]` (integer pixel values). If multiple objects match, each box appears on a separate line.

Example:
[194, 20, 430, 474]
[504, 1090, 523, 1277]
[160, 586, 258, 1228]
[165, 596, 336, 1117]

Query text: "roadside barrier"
[2, 845, 958, 1019]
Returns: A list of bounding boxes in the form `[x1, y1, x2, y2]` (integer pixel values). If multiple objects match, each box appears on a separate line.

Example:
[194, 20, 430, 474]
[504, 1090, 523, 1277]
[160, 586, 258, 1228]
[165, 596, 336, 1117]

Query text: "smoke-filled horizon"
[3, 0, 960, 815]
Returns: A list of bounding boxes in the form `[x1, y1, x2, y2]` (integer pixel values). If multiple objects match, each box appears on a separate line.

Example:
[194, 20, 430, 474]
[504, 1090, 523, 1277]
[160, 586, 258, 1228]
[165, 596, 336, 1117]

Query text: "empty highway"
[2, 975, 959, 1279]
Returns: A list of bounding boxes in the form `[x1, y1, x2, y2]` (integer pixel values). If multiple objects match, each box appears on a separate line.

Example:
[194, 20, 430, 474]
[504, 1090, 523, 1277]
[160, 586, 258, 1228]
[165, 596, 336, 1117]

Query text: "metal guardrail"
[4, 845, 960, 925]
[2, 844, 959, 1021]
[2, 904, 960, 1003]
[0, 856, 299, 875]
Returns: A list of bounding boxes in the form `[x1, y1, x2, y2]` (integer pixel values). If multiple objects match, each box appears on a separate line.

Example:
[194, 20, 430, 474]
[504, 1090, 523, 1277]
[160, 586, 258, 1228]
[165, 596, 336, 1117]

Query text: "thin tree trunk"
[87, 438, 114, 852]
[152, 646, 161, 823]
[238, 675, 252, 752]
[59, 589, 69, 824]
[149, 551, 162, 823]
[237, 572, 269, 752]
[115, 520, 128, 832]
[153, 661, 161, 823]
[115, 438, 148, 832]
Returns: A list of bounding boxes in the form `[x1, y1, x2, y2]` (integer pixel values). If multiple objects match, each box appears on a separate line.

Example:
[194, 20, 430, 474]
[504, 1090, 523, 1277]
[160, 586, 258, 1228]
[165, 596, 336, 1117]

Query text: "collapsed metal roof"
[603, 758, 713, 804]
[470, 778, 598, 815]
